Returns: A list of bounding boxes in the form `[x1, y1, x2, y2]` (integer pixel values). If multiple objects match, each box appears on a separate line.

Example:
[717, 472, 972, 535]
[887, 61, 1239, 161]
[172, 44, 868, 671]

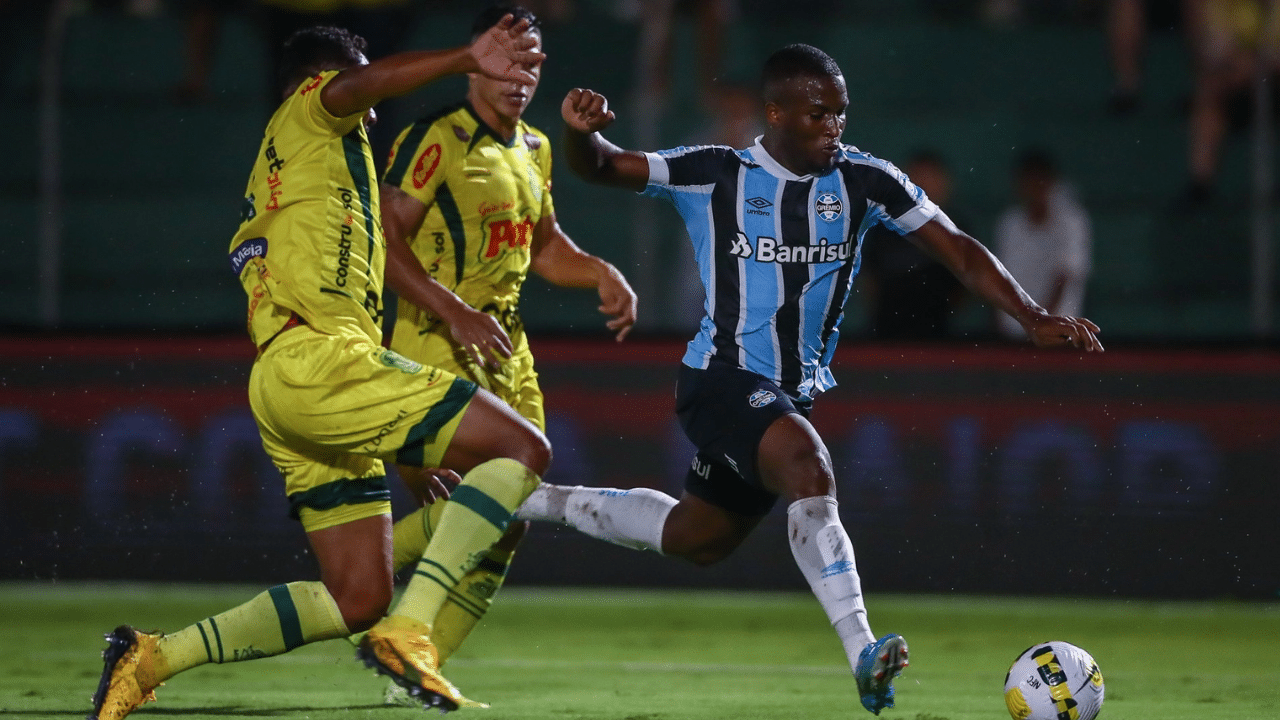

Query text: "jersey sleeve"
[861, 158, 940, 235]
[295, 70, 364, 137]
[642, 145, 735, 202]
[383, 118, 452, 205]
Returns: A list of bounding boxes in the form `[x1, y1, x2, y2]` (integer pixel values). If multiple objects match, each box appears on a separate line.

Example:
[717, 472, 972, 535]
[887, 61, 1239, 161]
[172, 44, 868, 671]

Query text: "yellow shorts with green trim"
[249, 326, 478, 531]
[390, 325, 545, 432]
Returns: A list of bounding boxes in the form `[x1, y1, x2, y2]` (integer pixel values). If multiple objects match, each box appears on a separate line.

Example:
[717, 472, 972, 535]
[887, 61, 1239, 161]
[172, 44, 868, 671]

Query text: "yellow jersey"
[382, 102, 554, 353]
[229, 70, 385, 348]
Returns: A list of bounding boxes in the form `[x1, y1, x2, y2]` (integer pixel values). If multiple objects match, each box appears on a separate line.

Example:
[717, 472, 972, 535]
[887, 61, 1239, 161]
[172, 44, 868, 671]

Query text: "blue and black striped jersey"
[643, 138, 938, 401]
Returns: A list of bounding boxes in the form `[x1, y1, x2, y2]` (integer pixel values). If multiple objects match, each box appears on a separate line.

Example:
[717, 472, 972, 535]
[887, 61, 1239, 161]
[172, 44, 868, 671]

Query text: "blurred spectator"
[521, 0, 574, 22]
[992, 148, 1093, 341]
[1183, 0, 1280, 203]
[629, 0, 735, 116]
[1104, 0, 1188, 115]
[173, 0, 420, 166]
[859, 150, 967, 340]
[174, 0, 251, 104]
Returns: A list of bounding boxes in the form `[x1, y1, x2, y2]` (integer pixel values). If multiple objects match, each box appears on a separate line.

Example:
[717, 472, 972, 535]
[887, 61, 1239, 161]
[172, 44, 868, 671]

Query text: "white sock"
[786, 495, 876, 670]
[515, 484, 675, 553]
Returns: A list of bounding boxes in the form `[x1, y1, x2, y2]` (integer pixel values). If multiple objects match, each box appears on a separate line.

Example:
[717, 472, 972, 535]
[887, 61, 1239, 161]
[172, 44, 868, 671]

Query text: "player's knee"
[513, 428, 553, 477]
[664, 529, 737, 566]
[328, 578, 393, 633]
[682, 544, 734, 567]
[771, 453, 835, 502]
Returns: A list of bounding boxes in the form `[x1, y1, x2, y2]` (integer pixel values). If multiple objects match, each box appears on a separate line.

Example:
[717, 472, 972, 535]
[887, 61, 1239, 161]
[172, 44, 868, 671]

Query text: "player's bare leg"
[89, 517, 379, 720]
[757, 414, 908, 715]
[360, 389, 547, 712]
[659, 493, 763, 565]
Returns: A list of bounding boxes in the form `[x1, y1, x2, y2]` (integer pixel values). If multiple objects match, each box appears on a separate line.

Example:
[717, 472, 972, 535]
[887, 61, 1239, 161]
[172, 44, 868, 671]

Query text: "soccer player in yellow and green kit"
[89, 18, 549, 719]
[374, 4, 652, 674]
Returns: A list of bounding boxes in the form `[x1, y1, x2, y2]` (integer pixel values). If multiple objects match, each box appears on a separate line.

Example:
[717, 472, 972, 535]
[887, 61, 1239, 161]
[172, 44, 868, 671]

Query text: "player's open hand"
[562, 88, 616, 134]
[597, 264, 637, 341]
[399, 466, 462, 505]
[469, 14, 545, 84]
[1025, 314, 1104, 352]
[447, 304, 514, 371]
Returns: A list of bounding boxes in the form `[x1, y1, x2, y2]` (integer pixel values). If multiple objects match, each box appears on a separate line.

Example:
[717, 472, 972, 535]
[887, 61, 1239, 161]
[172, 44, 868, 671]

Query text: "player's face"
[470, 32, 542, 123]
[767, 74, 848, 175]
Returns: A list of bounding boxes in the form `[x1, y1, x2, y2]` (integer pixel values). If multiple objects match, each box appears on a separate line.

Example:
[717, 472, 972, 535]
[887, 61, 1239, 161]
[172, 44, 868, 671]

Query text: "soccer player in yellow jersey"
[373, 4, 647, 674]
[89, 18, 550, 719]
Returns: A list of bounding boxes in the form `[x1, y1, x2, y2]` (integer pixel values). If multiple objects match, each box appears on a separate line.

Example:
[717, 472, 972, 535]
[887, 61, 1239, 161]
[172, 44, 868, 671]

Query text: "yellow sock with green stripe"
[430, 524, 522, 665]
[392, 502, 448, 572]
[152, 581, 349, 681]
[390, 458, 539, 625]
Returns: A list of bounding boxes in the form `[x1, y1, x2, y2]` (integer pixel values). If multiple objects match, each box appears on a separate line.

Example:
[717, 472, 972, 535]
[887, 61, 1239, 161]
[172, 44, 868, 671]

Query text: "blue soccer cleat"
[854, 633, 909, 715]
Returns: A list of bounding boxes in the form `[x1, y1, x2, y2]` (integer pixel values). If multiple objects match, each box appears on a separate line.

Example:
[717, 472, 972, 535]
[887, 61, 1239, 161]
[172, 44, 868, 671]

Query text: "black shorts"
[675, 362, 811, 516]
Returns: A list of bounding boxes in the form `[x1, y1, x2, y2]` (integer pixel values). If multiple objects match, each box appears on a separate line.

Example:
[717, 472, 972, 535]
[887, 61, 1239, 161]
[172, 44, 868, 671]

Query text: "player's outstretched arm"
[560, 88, 650, 192]
[381, 184, 513, 370]
[321, 15, 544, 119]
[530, 214, 637, 341]
[911, 215, 1104, 351]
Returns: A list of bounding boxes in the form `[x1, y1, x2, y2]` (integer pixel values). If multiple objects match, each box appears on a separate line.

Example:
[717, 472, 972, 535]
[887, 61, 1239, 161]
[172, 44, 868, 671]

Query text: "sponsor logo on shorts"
[379, 349, 422, 374]
[365, 409, 409, 454]
[748, 389, 777, 408]
[815, 192, 843, 222]
[690, 456, 712, 479]
[229, 237, 267, 275]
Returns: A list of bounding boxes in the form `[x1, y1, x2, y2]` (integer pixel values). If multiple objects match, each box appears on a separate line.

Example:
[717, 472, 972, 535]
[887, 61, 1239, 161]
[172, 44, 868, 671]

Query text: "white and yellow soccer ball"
[1003, 641, 1105, 720]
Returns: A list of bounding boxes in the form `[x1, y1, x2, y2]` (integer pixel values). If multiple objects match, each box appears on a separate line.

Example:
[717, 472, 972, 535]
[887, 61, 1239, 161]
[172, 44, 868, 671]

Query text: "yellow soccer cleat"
[87, 626, 163, 720]
[357, 616, 486, 713]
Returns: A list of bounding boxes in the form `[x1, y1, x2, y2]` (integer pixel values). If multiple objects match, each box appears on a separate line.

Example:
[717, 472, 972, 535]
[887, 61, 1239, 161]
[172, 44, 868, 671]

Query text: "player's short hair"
[471, 4, 540, 41]
[278, 25, 368, 96]
[761, 44, 842, 100]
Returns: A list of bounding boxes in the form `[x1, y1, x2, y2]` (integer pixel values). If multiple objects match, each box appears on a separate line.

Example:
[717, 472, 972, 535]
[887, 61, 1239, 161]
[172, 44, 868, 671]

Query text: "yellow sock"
[392, 502, 448, 572]
[390, 458, 539, 625]
[153, 581, 348, 681]
[431, 524, 523, 665]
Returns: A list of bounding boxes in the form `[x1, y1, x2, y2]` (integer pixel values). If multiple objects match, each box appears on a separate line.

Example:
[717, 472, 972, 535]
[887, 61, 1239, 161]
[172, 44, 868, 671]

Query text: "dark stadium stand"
[2, 4, 1276, 339]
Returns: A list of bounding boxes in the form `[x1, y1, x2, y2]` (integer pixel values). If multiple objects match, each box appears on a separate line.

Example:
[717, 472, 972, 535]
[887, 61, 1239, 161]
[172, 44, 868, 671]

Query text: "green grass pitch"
[2, 583, 1277, 719]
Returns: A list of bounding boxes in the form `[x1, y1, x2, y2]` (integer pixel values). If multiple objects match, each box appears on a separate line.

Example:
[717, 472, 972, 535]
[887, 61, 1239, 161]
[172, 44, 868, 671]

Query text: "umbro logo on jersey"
[815, 193, 843, 222]
[745, 196, 773, 216]
[748, 389, 777, 408]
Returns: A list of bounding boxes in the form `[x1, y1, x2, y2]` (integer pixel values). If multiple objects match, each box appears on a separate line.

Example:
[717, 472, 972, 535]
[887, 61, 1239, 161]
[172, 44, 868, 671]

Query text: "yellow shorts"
[249, 326, 477, 531]
[391, 325, 545, 432]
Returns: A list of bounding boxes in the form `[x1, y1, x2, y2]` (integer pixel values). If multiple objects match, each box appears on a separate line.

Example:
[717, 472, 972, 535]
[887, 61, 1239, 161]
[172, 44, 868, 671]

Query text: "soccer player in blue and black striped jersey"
[559, 44, 1103, 715]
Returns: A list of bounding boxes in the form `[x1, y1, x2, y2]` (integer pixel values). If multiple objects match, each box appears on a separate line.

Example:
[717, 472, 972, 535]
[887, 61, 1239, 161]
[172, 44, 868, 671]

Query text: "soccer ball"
[1003, 641, 1105, 720]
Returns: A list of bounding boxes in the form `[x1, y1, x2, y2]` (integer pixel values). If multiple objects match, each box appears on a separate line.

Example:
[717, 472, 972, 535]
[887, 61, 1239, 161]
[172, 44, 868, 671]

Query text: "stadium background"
[1, 1, 1277, 601]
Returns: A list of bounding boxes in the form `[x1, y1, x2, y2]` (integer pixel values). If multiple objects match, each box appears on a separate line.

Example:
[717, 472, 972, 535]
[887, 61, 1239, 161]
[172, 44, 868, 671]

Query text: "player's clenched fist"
[562, 88, 616, 133]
